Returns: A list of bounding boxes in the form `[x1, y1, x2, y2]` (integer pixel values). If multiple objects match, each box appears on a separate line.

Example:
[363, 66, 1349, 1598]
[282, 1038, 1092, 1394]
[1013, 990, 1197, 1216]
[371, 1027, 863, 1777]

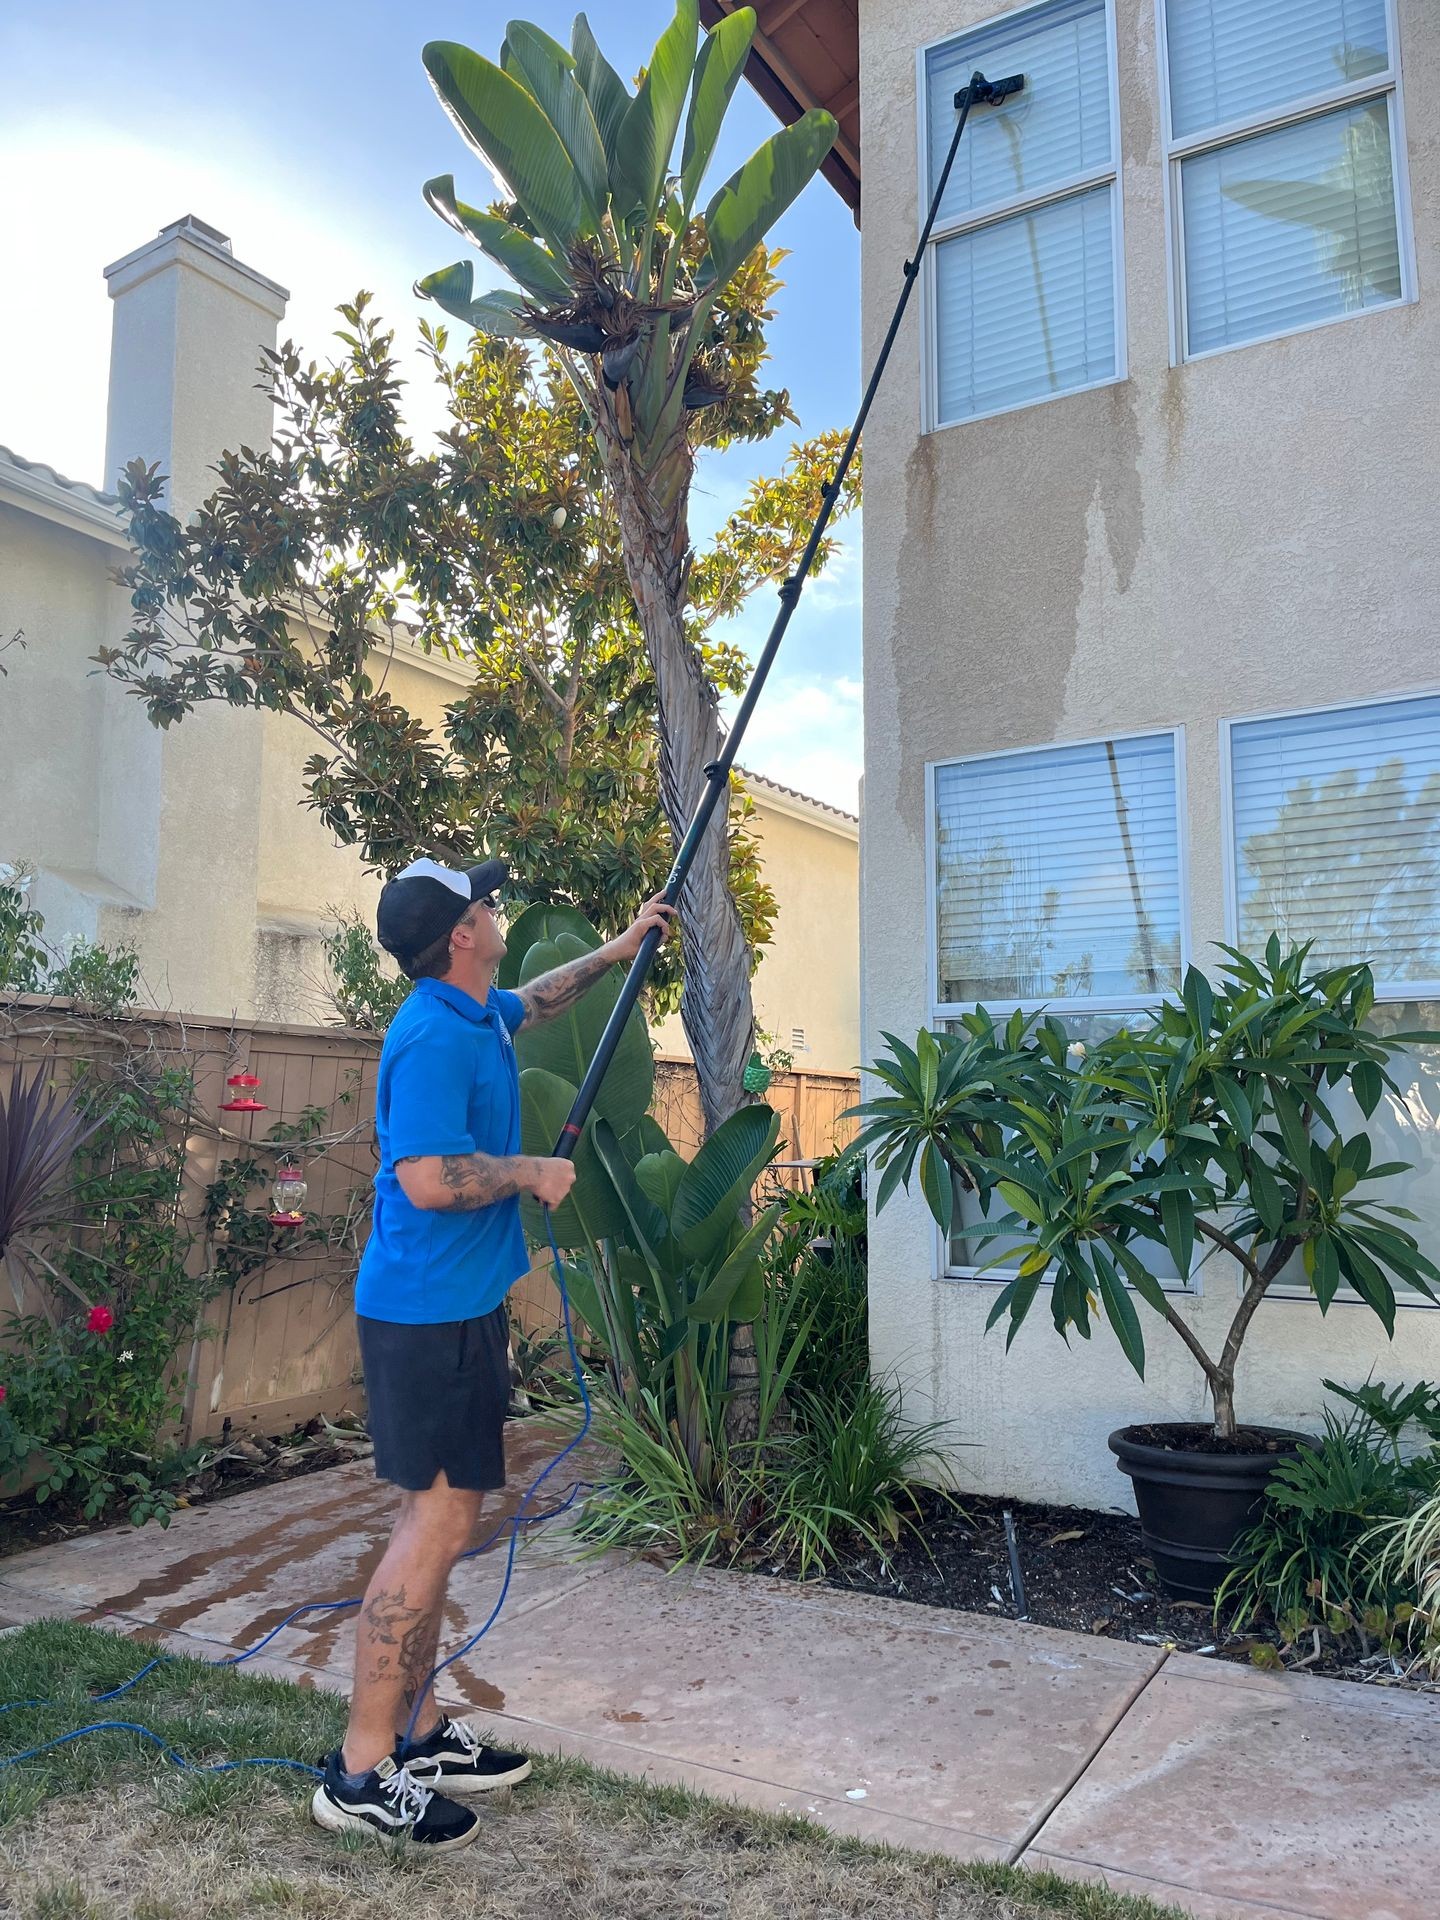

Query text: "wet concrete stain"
[988, 1660, 1010, 1670]
[605, 1710, 647, 1725]
[450, 1672, 506, 1712]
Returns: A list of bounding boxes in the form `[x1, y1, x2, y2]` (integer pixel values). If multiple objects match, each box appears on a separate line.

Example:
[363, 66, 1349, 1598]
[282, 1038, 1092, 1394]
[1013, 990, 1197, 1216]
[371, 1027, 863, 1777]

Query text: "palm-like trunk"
[593, 406, 755, 1137]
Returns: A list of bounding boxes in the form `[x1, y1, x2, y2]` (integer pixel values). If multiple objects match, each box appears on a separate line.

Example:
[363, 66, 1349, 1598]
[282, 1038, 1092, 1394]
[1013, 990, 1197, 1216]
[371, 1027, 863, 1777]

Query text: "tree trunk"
[1211, 1372, 1238, 1440]
[593, 412, 756, 1137]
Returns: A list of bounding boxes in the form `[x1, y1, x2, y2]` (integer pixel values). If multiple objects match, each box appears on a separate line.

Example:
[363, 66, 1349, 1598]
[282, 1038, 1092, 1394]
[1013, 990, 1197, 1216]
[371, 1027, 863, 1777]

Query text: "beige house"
[848, 0, 1440, 1506]
[0, 217, 858, 1079]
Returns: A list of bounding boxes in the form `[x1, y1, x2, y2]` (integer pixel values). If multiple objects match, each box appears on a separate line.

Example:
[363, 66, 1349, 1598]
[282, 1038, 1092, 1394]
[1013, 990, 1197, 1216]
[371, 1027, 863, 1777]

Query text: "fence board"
[1, 1001, 856, 1433]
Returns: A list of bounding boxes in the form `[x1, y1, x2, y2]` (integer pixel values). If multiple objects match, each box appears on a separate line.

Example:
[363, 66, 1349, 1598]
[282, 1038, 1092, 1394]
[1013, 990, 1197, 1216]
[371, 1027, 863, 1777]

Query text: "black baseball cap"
[376, 856, 509, 971]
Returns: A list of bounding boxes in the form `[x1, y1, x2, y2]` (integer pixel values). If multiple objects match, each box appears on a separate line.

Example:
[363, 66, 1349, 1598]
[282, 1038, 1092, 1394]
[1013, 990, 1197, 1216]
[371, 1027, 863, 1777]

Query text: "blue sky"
[0, 2, 862, 808]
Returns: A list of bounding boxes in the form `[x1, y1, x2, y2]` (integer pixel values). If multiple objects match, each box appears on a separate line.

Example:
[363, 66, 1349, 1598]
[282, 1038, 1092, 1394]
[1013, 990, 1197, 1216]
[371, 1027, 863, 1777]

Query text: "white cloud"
[726, 675, 862, 814]
[0, 120, 448, 486]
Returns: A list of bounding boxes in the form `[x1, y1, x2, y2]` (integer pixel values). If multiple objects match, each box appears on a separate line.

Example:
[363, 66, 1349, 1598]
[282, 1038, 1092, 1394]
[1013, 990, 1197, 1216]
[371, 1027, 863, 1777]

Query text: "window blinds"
[935, 188, 1116, 422]
[1181, 99, 1401, 353]
[926, 0, 1112, 225]
[1230, 697, 1440, 988]
[1164, 0, 1391, 140]
[935, 734, 1182, 1005]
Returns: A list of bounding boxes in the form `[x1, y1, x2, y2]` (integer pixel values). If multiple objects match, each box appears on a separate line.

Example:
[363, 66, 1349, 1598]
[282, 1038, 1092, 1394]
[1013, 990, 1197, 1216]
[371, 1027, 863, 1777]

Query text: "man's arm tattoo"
[435, 1152, 527, 1209]
[515, 947, 615, 1027]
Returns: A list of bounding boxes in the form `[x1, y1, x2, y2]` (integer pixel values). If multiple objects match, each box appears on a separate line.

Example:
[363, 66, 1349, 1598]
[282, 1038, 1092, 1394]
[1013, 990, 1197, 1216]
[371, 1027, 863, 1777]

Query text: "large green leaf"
[571, 13, 632, 178]
[671, 1103, 779, 1265]
[422, 41, 584, 256]
[688, 1203, 780, 1322]
[498, 901, 601, 990]
[635, 1148, 688, 1224]
[699, 109, 837, 289]
[517, 1066, 627, 1245]
[1092, 1246, 1146, 1378]
[422, 175, 571, 301]
[592, 1119, 671, 1280]
[522, 1067, 629, 1244]
[615, 0, 699, 225]
[502, 23, 610, 229]
[414, 264, 528, 337]
[514, 933, 653, 1132]
[680, 7, 754, 212]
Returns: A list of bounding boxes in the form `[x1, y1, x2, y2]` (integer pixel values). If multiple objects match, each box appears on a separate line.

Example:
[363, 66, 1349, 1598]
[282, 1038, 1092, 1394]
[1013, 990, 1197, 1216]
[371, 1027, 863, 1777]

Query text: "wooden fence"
[1, 1000, 857, 1438]
[0, 996, 381, 1445]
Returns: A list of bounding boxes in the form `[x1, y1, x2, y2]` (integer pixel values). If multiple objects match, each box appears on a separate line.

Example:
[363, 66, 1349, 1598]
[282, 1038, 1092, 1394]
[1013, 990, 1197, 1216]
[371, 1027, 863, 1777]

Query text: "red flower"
[87, 1305, 114, 1334]
[0, 1384, 7, 1406]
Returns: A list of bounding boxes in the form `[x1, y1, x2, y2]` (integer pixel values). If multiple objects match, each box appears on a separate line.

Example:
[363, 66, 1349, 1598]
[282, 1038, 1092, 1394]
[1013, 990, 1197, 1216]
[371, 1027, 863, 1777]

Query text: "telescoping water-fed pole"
[553, 67, 1025, 1158]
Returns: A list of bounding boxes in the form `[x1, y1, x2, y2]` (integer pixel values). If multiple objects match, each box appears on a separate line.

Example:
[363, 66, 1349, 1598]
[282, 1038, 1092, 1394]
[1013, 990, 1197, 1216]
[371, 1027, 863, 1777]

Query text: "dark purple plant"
[0, 1059, 105, 1264]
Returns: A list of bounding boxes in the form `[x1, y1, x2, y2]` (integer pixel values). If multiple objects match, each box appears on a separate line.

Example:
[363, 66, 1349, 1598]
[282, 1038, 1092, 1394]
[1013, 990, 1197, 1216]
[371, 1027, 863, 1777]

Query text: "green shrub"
[0, 863, 140, 1011]
[322, 912, 409, 1031]
[1218, 1379, 1440, 1662]
[0, 1063, 216, 1525]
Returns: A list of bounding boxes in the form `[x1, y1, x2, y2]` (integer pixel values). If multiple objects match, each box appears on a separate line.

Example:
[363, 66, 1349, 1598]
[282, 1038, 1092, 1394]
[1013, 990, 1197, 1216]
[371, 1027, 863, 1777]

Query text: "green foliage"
[90, 294, 861, 1020]
[509, 906, 779, 1470]
[856, 943, 1440, 1437]
[0, 1062, 214, 1525]
[0, 1046, 363, 1529]
[322, 912, 409, 1030]
[1218, 1381, 1440, 1667]
[416, 4, 836, 466]
[0, 865, 139, 1013]
[769, 1382, 947, 1580]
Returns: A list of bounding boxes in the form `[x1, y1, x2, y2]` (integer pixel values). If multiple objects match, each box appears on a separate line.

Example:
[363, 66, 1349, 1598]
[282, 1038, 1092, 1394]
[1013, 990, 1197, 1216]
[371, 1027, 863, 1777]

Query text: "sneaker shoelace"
[381, 1763, 434, 1825]
[442, 1718, 484, 1761]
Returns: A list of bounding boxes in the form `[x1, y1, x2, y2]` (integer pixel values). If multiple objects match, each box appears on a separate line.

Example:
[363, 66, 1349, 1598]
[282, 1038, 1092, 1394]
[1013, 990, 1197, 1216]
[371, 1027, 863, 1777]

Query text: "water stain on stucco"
[890, 378, 1145, 815]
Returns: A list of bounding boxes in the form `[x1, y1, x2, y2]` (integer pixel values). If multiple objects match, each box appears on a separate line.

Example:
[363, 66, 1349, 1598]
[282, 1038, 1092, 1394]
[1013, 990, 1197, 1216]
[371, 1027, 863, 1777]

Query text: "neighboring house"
[0, 217, 859, 1077]
[731, 0, 1440, 1506]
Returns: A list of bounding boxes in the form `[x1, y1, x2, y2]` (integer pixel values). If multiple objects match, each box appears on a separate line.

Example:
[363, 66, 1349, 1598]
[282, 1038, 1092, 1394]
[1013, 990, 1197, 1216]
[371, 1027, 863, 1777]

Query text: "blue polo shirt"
[355, 978, 529, 1325]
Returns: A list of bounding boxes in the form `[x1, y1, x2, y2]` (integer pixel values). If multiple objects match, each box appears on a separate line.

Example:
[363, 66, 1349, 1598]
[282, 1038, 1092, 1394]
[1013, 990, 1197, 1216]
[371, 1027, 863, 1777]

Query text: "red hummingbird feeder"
[220, 1072, 268, 1113]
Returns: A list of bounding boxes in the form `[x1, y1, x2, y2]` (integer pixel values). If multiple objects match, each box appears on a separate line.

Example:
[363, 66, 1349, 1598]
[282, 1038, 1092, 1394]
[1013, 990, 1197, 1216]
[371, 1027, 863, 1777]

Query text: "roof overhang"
[700, 0, 861, 221]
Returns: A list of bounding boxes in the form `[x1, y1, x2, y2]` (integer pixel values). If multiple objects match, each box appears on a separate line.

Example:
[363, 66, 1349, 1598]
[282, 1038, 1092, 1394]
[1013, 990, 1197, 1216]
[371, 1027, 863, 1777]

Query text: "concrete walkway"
[1, 1427, 1435, 1920]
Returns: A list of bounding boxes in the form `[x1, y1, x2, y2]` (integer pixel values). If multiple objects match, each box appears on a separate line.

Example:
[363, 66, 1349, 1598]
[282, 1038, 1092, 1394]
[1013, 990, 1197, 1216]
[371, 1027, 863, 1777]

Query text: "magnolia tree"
[413, 3, 839, 1129]
[104, 299, 856, 1019]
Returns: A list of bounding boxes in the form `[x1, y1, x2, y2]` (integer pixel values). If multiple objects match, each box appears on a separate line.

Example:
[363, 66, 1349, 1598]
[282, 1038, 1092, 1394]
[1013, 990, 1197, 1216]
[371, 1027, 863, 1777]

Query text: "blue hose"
[0, 1214, 588, 1783]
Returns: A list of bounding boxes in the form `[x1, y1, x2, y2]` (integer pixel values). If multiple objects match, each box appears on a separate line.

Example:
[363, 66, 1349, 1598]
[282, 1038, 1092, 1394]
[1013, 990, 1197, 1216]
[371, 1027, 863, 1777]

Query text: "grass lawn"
[1, 1621, 1186, 1920]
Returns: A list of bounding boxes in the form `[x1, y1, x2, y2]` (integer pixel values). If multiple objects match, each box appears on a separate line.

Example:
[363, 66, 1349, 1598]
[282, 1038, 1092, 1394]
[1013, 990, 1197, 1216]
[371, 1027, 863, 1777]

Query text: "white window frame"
[926, 726, 1192, 1284]
[1221, 688, 1440, 1312]
[916, 0, 1128, 435]
[1156, 0, 1417, 367]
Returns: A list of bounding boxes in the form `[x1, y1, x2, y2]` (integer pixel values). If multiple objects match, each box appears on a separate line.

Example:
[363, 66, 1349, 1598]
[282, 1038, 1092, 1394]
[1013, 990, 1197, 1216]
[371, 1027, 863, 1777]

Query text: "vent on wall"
[791, 1026, 807, 1053]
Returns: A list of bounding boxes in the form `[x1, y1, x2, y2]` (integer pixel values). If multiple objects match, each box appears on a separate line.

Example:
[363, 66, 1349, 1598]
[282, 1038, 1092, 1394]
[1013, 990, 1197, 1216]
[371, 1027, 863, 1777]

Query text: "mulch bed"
[0, 1418, 371, 1560]
[821, 1487, 1438, 1693]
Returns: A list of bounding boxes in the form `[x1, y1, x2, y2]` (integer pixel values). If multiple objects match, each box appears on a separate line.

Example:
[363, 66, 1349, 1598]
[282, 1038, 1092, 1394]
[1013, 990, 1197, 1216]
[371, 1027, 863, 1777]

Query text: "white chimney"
[103, 215, 289, 512]
[88, 219, 291, 1017]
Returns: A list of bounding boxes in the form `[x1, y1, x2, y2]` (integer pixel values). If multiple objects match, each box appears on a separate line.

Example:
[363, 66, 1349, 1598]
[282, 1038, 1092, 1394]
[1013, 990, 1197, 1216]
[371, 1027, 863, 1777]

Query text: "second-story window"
[1161, 0, 1413, 359]
[921, 0, 1123, 430]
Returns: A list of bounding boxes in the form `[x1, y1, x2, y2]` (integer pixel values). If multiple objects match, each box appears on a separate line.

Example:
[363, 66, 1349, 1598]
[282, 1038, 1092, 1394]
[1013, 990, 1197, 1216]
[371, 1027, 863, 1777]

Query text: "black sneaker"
[310, 1750, 481, 1850]
[401, 1716, 532, 1796]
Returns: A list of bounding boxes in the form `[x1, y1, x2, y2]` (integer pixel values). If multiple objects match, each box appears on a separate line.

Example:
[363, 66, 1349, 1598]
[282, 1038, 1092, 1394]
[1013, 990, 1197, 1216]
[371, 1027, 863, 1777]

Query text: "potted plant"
[851, 941, 1439, 1598]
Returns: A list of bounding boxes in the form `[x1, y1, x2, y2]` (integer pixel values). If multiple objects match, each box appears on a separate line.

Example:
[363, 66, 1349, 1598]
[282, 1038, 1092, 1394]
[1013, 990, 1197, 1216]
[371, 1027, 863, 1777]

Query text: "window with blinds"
[1227, 695, 1440, 992]
[931, 732, 1184, 1010]
[1161, 0, 1410, 358]
[920, 0, 1121, 429]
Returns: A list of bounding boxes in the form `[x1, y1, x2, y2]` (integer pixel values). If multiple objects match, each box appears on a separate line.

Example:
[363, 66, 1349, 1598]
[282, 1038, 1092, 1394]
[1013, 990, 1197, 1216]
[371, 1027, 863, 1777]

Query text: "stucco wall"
[859, 0, 1440, 1507]
[652, 789, 861, 1076]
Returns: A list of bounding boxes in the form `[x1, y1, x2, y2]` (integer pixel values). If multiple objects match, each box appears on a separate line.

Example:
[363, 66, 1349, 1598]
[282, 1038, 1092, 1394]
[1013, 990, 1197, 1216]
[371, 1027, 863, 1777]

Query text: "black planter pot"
[1108, 1424, 1310, 1602]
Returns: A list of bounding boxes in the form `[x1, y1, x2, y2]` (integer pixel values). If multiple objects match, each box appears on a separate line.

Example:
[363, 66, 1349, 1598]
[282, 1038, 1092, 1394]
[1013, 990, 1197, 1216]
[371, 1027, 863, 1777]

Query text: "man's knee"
[398, 1475, 485, 1558]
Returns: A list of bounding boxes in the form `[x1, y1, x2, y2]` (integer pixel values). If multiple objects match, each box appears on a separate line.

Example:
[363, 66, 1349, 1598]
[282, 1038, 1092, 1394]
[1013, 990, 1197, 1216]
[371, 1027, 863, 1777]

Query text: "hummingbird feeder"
[268, 1158, 308, 1227]
[220, 1072, 267, 1113]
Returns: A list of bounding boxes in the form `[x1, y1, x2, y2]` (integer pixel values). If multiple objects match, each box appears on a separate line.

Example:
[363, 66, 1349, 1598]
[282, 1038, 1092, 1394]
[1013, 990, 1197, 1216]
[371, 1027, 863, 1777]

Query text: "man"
[311, 856, 675, 1850]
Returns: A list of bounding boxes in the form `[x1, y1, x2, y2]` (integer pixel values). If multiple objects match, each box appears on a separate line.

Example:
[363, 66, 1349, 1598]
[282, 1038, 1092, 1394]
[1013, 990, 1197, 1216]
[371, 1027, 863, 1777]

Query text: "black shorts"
[357, 1307, 510, 1492]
